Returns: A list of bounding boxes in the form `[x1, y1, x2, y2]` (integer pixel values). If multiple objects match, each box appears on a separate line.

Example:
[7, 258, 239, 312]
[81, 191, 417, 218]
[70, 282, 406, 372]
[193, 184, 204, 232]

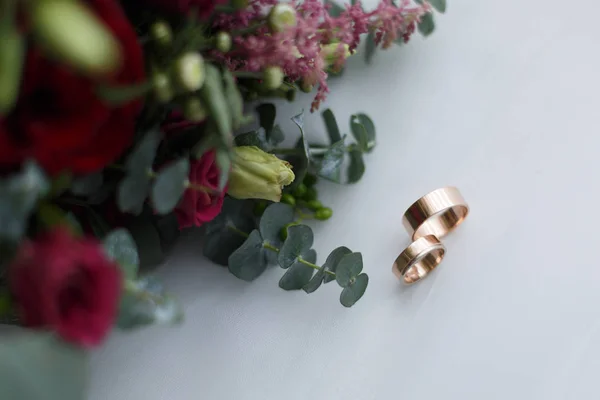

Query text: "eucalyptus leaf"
[126, 216, 164, 269]
[321, 108, 342, 143]
[256, 103, 276, 138]
[350, 113, 376, 152]
[117, 173, 150, 215]
[318, 139, 345, 183]
[287, 111, 311, 189]
[235, 128, 268, 150]
[125, 128, 161, 175]
[151, 158, 190, 214]
[259, 203, 295, 247]
[325, 0, 344, 17]
[416, 0, 446, 13]
[200, 64, 232, 143]
[303, 264, 325, 293]
[103, 228, 140, 279]
[269, 125, 285, 146]
[118, 276, 183, 329]
[215, 149, 231, 191]
[418, 13, 435, 36]
[70, 172, 103, 196]
[278, 224, 313, 269]
[228, 229, 268, 281]
[223, 69, 246, 129]
[340, 273, 368, 307]
[204, 197, 255, 266]
[335, 252, 363, 287]
[279, 249, 316, 290]
[347, 148, 365, 183]
[96, 81, 153, 106]
[365, 31, 377, 64]
[323, 246, 352, 283]
[0, 333, 87, 400]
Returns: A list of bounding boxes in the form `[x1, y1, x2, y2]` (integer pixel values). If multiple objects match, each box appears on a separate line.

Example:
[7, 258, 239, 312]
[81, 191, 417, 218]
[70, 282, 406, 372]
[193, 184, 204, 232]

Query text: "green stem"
[232, 71, 263, 79]
[227, 225, 335, 277]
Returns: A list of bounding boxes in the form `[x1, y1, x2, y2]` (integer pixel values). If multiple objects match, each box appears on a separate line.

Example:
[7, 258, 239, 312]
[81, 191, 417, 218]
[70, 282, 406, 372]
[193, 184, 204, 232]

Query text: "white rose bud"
[268, 3, 297, 33]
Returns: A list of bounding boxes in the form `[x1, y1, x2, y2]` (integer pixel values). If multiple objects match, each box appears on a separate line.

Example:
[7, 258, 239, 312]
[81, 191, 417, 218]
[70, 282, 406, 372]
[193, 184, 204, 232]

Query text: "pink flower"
[10, 228, 121, 348]
[175, 150, 226, 229]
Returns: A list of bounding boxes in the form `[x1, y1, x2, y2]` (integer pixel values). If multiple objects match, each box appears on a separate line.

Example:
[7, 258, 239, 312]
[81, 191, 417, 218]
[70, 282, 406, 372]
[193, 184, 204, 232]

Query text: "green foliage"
[277, 224, 313, 269]
[151, 158, 190, 214]
[416, 0, 446, 13]
[0, 333, 87, 400]
[96, 81, 153, 105]
[279, 249, 316, 290]
[365, 32, 377, 64]
[125, 129, 161, 175]
[325, 0, 344, 17]
[340, 273, 368, 307]
[118, 276, 183, 329]
[222, 69, 248, 130]
[318, 139, 345, 183]
[256, 103, 276, 139]
[126, 214, 165, 269]
[259, 203, 295, 247]
[323, 246, 352, 283]
[335, 252, 363, 287]
[0, 161, 49, 241]
[350, 113, 376, 153]
[287, 111, 311, 189]
[70, 172, 103, 197]
[418, 13, 435, 36]
[200, 64, 233, 144]
[215, 149, 231, 191]
[347, 148, 366, 183]
[322, 108, 342, 143]
[204, 197, 255, 266]
[228, 229, 268, 281]
[103, 228, 140, 280]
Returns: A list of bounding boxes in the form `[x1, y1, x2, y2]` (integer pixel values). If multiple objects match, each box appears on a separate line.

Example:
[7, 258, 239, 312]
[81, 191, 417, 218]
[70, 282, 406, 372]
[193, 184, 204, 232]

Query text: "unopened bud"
[150, 20, 172, 48]
[268, 3, 297, 33]
[184, 97, 207, 122]
[321, 43, 352, 69]
[152, 72, 173, 103]
[263, 66, 284, 90]
[215, 31, 232, 52]
[30, 0, 121, 75]
[300, 81, 313, 93]
[173, 52, 205, 92]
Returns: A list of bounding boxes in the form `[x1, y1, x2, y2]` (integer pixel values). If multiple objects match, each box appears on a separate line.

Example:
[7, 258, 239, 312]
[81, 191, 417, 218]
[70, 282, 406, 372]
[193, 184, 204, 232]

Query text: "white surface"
[90, 1, 600, 399]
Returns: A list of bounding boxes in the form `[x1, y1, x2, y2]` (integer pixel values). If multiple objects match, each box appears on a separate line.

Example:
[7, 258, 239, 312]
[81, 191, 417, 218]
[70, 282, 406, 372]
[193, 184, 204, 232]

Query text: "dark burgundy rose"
[10, 228, 122, 347]
[0, 0, 145, 176]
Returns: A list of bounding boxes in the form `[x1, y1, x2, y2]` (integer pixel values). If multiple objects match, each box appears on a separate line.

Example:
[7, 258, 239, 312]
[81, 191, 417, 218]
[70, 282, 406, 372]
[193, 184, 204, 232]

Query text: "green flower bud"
[263, 66, 284, 90]
[280, 221, 299, 240]
[215, 31, 232, 53]
[304, 186, 318, 201]
[285, 88, 296, 102]
[321, 43, 352, 69]
[253, 200, 268, 216]
[183, 97, 207, 122]
[173, 52, 205, 92]
[150, 20, 172, 48]
[268, 3, 297, 33]
[314, 207, 333, 221]
[30, 0, 122, 75]
[307, 199, 322, 211]
[300, 81, 313, 93]
[228, 146, 295, 202]
[292, 183, 307, 198]
[281, 193, 296, 207]
[303, 174, 317, 187]
[152, 71, 173, 103]
[0, 30, 24, 114]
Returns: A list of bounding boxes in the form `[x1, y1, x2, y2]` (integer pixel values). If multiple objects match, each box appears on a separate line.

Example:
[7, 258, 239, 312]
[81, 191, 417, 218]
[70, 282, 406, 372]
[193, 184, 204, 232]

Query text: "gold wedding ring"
[392, 235, 446, 284]
[403, 187, 469, 240]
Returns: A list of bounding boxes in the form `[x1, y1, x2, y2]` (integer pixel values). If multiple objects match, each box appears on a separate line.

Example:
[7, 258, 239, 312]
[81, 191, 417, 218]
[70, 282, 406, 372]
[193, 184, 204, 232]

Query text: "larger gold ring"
[393, 235, 446, 284]
[403, 187, 469, 240]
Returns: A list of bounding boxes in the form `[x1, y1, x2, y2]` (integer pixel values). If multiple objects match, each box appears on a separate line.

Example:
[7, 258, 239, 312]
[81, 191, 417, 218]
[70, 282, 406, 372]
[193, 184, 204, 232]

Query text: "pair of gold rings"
[393, 187, 469, 284]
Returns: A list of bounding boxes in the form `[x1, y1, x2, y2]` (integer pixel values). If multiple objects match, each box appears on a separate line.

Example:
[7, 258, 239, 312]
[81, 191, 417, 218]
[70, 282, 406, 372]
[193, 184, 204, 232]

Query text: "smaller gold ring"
[392, 235, 446, 284]
[403, 186, 469, 240]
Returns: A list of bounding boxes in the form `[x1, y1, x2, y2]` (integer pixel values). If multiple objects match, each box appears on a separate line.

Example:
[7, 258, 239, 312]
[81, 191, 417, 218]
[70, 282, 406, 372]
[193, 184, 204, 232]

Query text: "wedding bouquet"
[0, 0, 445, 397]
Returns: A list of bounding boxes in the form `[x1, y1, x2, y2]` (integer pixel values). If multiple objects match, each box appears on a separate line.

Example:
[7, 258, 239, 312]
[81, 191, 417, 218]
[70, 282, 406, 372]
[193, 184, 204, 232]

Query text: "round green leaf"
[118, 276, 183, 330]
[418, 13, 435, 36]
[347, 148, 365, 183]
[235, 128, 268, 150]
[322, 108, 342, 143]
[117, 173, 150, 215]
[259, 203, 294, 246]
[317, 139, 345, 183]
[279, 249, 316, 290]
[335, 252, 363, 287]
[340, 273, 369, 307]
[126, 216, 165, 269]
[151, 158, 190, 214]
[323, 246, 352, 283]
[350, 113, 376, 152]
[256, 103, 276, 137]
[70, 172, 103, 196]
[125, 128, 160, 175]
[0, 333, 87, 400]
[287, 111, 311, 190]
[103, 228, 139, 279]
[277, 224, 314, 269]
[228, 229, 268, 281]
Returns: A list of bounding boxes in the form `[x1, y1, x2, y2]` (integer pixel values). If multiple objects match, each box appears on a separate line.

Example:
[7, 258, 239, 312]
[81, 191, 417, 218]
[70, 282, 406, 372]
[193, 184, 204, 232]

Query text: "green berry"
[253, 201, 268, 216]
[215, 31, 232, 53]
[280, 222, 299, 240]
[307, 199, 322, 211]
[150, 20, 172, 47]
[292, 183, 307, 198]
[303, 174, 317, 187]
[304, 187, 318, 201]
[263, 66, 284, 90]
[281, 193, 296, 207]
[314, 207, 333, 221]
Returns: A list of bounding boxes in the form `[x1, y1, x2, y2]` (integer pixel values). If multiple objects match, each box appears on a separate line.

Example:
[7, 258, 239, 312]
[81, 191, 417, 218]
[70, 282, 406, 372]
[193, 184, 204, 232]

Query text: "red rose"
[174, 150, 226, 229]
[0, 0, 145, 176]
[10, 228, 122, 347]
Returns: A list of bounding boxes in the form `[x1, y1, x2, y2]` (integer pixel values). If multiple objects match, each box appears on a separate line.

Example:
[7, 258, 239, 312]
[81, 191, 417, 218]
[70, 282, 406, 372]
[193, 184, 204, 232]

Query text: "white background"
[90, 0, 600, 399]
